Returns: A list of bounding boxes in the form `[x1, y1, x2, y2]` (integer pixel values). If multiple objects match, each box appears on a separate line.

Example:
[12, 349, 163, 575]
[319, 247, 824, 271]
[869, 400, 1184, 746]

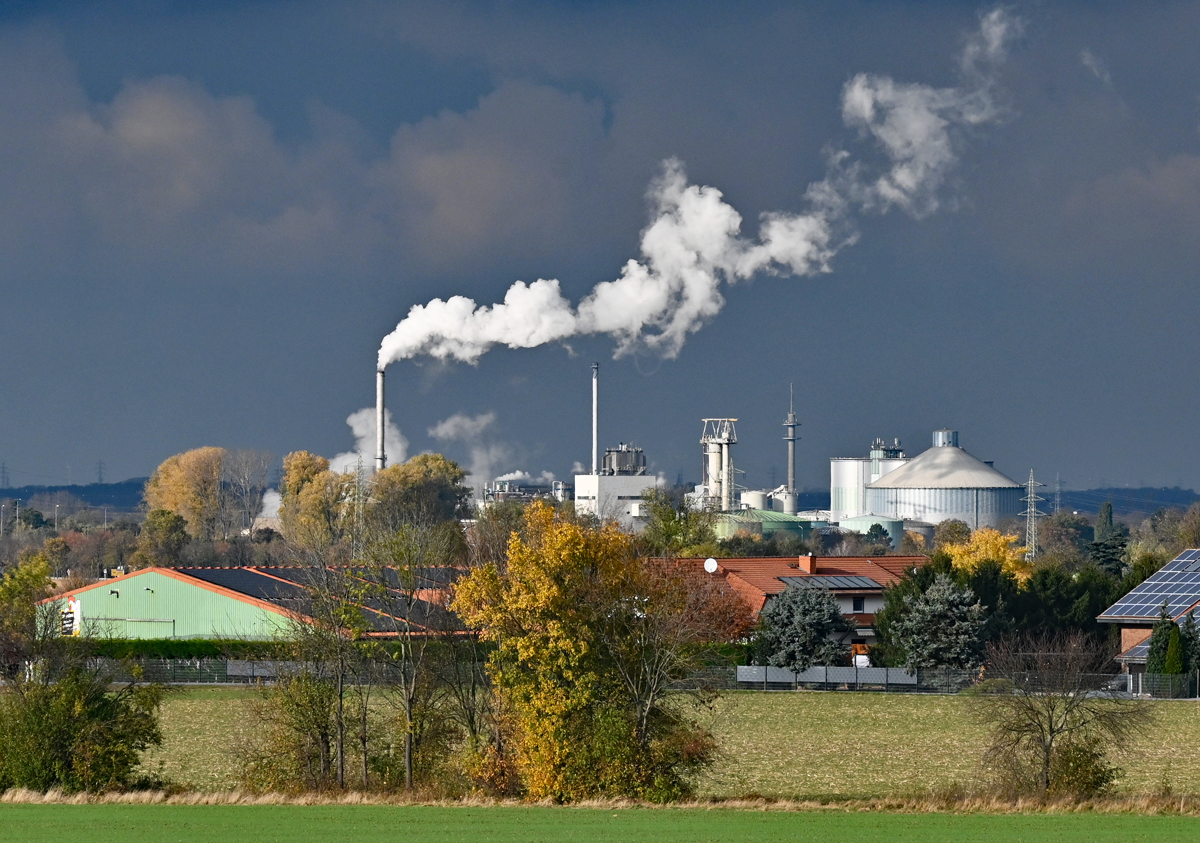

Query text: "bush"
[0, 668, 165, 793]
[1047, 738, 1121, 799]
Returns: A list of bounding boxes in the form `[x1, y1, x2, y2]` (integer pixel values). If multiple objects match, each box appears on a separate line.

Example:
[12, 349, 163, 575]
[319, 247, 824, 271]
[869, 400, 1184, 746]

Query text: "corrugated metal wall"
[864, 486, 1022, 530]
[60, 570, 290, 640]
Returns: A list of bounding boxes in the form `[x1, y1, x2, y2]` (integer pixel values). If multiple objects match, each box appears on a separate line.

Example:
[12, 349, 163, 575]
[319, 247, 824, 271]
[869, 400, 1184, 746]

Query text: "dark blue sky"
[2, 2, 1199, 492]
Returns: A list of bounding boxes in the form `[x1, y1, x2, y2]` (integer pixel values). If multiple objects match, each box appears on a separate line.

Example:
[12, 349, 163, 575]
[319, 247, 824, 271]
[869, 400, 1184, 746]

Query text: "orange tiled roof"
[676, 555, 927, 615]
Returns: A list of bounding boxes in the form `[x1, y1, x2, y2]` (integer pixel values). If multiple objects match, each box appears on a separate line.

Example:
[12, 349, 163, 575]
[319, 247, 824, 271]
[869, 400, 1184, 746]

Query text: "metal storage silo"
[863, 431, 1021, 529]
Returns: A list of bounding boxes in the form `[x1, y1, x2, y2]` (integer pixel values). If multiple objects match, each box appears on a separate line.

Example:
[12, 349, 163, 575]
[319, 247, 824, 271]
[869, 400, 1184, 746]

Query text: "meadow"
[2, 803, 1200, 843]
[139, 688, 1200, 798]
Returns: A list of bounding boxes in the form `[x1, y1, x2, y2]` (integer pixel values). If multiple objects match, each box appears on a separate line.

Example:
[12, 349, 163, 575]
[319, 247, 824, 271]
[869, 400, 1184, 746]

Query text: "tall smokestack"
[782, 385, 799, 515]
[591, 363, 599, 475]
[375, 369, 386, 473]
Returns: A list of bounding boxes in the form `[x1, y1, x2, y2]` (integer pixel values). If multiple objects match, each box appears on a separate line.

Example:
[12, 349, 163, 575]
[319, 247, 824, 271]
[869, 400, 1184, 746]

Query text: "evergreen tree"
[1145, 601, 1175, 674]
[1164, 625, 1185, 674]
[890, 574, 986, 671]
[759, 585, 850, 672]
[1182, 611, 1200, 674]
[1094, 502, 1115, 545]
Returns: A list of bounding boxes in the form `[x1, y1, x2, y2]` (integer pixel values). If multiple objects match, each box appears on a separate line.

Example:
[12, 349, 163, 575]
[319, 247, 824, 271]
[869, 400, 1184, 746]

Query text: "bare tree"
[976, 632, 1155, 798]
[361, 520, 460, 790]
[224, 450, 275, 535]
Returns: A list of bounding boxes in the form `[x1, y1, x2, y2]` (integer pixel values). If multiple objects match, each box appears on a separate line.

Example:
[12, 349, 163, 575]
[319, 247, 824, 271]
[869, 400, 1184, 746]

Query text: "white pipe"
[376, 369, 386, 472]
[721, 442, 732, 511]
[592, 363, 599, 475]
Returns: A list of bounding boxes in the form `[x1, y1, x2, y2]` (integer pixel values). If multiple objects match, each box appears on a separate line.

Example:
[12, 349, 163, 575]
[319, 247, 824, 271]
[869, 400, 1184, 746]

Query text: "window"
[852, 596, 865, 613]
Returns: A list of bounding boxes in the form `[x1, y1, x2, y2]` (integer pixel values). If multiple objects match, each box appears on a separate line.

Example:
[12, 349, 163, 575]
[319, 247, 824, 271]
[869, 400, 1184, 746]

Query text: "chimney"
[798, 554, 816, 574]
[375, 369, 386, 473]
[592, 362, 599, 475]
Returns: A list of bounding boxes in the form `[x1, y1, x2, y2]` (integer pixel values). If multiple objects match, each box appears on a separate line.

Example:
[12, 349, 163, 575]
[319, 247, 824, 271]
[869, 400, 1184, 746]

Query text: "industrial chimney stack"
[375, 369, 386, 473]
[781, 386, 799, 514]
[591, 362, 599, 475]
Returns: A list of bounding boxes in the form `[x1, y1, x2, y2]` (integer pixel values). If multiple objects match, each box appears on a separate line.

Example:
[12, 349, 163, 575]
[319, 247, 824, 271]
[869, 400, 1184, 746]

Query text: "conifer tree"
[1145, 601, 1175, 674]
[1164, 624, 1185, 675]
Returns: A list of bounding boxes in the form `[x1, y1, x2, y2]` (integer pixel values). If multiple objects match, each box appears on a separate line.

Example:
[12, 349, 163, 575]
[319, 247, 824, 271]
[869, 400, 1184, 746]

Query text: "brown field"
[142, 687, 1200, 798]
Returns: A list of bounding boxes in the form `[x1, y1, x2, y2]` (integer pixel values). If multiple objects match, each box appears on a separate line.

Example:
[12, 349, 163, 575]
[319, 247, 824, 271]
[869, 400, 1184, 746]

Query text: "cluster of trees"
[455, 501, 749, 801]
[0, 556, 167, 793]
[243, 488, 748, 801]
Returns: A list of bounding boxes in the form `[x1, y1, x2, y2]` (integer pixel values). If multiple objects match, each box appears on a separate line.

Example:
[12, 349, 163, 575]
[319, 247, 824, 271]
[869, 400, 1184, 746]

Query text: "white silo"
[829, 437, 908, 520]
[864, 430, 1021, 529]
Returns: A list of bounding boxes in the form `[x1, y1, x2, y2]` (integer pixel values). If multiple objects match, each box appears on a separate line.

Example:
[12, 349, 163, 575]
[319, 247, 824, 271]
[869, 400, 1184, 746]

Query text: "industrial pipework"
[375, 369, 386, 472]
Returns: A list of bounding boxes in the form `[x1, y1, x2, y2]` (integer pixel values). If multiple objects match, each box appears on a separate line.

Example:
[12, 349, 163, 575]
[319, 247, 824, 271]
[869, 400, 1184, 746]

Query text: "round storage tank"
[864, 433, 1021, 530]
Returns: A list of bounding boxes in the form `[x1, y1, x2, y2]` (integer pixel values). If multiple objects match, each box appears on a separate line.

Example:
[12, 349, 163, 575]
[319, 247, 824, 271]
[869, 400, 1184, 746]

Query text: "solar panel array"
[1100, 549, 1200, 620]
[779, 575, 881, 590]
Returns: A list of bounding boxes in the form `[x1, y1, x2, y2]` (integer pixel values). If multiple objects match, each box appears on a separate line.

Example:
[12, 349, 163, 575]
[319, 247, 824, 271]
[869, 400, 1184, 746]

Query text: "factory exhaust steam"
[375, 8, 1019, 371]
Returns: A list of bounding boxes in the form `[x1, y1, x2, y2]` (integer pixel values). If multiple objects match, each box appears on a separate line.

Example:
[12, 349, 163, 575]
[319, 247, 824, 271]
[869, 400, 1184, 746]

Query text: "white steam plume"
[377, 8, 1018, 369]
[330, 406, 408, 474]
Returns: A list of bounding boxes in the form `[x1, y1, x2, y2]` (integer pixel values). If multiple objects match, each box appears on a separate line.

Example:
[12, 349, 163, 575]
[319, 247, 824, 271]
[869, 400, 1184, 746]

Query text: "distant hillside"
[0, 479, 147, 512]
[1058, 487, 1200, 517]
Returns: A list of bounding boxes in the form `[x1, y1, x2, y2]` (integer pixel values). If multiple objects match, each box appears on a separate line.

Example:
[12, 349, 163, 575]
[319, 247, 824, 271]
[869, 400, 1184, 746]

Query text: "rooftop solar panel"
[779, 575, 881, 590]
[1099, 549, 1200, 620]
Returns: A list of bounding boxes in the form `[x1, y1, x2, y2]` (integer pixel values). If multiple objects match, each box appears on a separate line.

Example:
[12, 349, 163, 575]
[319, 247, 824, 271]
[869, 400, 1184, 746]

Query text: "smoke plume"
[377, 8, 1018, 364]
[330, 406, 408, 474]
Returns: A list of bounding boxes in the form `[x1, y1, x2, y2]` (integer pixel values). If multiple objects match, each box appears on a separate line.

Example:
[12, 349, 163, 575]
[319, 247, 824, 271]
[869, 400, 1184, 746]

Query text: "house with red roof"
[679, 554, 926, 659]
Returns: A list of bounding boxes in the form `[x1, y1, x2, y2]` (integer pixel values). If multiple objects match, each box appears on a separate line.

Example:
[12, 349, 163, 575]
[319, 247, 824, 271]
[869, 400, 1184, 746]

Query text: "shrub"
[0, 668, 165, 793]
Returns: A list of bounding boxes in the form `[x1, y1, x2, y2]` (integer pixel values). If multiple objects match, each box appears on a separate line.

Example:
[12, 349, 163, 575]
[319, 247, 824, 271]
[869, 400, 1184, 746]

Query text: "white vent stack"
[375, 369, 386, 472]
[592, 362, 599, 475]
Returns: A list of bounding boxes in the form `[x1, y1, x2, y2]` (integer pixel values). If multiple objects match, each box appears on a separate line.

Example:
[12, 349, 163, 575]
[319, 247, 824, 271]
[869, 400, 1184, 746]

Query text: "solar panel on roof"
[1099, 550, 1200, 620]
[779, 575, 881, 590]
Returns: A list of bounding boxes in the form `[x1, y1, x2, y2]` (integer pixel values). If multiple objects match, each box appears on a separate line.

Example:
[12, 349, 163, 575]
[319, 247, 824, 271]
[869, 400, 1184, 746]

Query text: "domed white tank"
[864, 431, 1020, 529]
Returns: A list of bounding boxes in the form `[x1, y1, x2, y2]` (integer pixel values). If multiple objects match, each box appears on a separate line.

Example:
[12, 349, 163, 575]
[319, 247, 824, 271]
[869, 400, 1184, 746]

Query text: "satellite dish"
[704, 558, 718, 574]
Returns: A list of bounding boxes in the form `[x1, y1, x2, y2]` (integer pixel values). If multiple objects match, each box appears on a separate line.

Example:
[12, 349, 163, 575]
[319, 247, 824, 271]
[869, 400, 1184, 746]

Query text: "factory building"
[574, 444, 658, 530]
[830, 438, 908, 521]
[863, 430, 1021, 529]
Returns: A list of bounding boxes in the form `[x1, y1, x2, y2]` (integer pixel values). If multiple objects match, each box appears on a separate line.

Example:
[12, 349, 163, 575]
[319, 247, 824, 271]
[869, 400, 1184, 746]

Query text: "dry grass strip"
[3, 788, 1199, 815]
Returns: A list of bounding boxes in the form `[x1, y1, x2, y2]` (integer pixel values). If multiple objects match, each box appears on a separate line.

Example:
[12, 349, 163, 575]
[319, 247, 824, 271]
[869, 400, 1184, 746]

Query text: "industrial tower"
[781, 386, 800, 515]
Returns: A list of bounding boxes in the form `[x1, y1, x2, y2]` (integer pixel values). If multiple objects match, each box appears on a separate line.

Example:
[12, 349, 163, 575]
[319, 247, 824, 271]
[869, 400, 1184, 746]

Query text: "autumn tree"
[369, 453, 471, 531]
[454, 501, 741, 802]
[130, 510, 189, 568]
[933, 519, 972, 550]
[143, 447, 228, 540]
[278, 452, 354, 550]
[943, 527, 1031, 583]
[0, 553, 53, 670]
[637, 488, 718, 557]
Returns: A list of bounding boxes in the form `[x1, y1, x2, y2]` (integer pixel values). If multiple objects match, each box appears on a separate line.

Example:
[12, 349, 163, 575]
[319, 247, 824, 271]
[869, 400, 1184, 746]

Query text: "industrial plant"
[372, 358, 1028, 544]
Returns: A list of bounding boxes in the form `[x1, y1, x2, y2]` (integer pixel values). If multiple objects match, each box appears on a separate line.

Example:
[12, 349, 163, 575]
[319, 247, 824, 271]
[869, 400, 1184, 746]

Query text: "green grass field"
[141, 688, 1200, 798]
[1, 805, 1198, 843]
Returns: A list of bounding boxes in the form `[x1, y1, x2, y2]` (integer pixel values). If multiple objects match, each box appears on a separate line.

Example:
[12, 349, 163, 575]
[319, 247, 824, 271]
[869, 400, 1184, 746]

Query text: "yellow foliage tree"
[370, 453, 469, 530]
[455, 501, 738, 801]
[944, 527, 1031, 582]
[455, 501, 626, 799]
[143, 447, 227, 540]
